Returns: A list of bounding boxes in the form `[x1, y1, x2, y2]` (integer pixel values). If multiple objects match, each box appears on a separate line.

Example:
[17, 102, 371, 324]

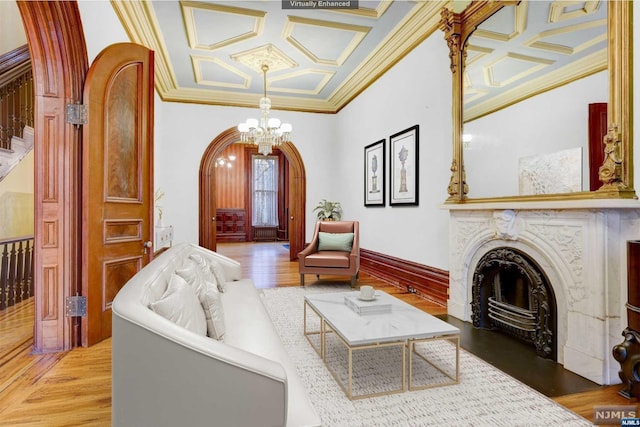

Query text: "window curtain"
[252, 155, 279, 227]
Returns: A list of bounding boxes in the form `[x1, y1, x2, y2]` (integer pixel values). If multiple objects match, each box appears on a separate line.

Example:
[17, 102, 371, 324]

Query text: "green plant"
[313, 199, 342, 221]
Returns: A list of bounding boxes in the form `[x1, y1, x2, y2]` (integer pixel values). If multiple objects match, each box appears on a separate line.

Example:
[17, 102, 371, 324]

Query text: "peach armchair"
[298, 221, 359, 287]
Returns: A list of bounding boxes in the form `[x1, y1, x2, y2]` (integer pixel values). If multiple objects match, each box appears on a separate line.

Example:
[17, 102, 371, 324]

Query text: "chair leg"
[300, 274, 305, 287]
[351, 275, 357, 288]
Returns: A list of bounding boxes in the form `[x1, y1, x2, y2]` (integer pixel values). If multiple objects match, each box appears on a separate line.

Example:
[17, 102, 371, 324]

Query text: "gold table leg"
[408, 334, 460, 391]
[303, 300, 323, 358]
[322, 323, 406, 400]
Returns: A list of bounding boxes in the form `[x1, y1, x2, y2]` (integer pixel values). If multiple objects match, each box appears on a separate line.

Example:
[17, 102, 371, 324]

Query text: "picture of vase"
[398, 145, 408, 193]
[389, 125, 419, 206]
[364, 139, 385, 207]
[370, 154, 379, 193]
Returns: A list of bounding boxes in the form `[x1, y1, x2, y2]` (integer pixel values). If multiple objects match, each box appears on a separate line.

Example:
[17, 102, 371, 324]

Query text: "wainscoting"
[215, 208, 246, 242]
[360, 249, 449, 306]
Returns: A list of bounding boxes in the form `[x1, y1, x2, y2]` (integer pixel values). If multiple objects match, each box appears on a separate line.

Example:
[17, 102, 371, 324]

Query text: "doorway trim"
[199, 127, 306, 260]
[18, 1, 88, 352]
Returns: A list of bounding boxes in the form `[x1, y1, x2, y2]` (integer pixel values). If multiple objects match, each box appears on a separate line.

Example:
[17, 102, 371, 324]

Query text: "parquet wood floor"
[0, 242, 632, 425]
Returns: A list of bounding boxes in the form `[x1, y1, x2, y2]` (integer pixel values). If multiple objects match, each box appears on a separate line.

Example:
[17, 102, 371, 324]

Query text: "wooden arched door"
[199, 128, 306, 261]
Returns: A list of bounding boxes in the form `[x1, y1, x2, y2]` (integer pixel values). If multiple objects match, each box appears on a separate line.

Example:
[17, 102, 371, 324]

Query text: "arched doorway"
[199, 127, 306, 261]
[19, 1, 88, 352]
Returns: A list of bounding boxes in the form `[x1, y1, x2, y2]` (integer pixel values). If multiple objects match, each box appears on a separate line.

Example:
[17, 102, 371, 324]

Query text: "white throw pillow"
[209, 261, 227, 292]
[175, 261, 207, 296]
[150, 274, 207, 336]
[189, 253, 218, 285]
[202, 280, 225, 340]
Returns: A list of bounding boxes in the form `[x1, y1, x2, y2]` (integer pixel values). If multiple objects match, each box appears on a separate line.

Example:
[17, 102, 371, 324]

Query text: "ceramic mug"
[360, 285, 375, 299]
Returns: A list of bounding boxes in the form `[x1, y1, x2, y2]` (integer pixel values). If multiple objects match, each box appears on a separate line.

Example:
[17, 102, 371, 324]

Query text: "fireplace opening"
[471, 247, 557, 360]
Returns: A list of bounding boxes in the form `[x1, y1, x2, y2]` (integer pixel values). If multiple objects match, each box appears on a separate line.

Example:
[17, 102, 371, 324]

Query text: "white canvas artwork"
[519, 147, 582, 195]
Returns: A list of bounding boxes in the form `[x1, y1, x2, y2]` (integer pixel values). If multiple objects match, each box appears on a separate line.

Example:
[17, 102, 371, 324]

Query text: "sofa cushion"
[201, 280, 225, 340]
[175, 261, 207, 296]
[149, 274, 207, 335]
[318, 231, 354, 252]
[209, 261, 228, 292]
[189, 253, 218, 284]
[305, 251, 350, 268]
[176, 258, 225, 339]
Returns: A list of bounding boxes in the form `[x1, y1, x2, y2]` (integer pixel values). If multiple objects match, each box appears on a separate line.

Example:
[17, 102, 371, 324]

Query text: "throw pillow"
[318, 232, 354, 252]
[202, 280, 225, 340]
[150, 274, 207, 336]
[209, 261, 227, 292]
[189, 253, 218, 285]
[175, 261, 207, 297]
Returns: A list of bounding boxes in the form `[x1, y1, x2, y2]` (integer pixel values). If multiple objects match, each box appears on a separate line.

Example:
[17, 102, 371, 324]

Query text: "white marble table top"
[305, 290, 460, 346]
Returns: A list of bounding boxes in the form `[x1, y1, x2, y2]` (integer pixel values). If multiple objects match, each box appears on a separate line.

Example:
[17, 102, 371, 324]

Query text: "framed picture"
[389, 125, 419, 206]
[364, 139, 385, 206]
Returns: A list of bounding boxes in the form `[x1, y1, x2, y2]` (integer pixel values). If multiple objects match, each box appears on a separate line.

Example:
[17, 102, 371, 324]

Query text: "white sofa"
[112, 243, 322, 427]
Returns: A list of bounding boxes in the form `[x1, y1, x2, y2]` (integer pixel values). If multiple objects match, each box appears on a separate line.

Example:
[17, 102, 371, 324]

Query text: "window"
[252, 155, 279, 227]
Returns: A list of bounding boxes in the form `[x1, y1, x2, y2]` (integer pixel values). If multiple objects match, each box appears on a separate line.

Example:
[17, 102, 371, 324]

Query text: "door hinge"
[65, 295, 87, 317]
[65, 103, 88, 125]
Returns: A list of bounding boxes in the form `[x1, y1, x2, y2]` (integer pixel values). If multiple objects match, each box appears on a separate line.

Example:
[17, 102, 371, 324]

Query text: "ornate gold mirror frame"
[440, 0, 634, 203]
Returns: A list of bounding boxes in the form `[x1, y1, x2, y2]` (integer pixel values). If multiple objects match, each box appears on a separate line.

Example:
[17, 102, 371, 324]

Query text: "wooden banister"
[0, 235, 34, 310]
[0, 45, 33, 150]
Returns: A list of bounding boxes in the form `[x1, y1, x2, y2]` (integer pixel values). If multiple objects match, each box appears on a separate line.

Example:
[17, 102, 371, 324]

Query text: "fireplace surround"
[445, 200, 640, 384]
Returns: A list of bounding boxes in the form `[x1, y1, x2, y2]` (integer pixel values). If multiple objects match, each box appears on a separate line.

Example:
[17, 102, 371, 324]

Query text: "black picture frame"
[389, 125, 419, 206]
[364, 139, 385, 207]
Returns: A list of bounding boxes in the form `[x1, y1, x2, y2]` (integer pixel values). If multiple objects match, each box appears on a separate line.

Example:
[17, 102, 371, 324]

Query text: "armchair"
[298, 221, 359, 287]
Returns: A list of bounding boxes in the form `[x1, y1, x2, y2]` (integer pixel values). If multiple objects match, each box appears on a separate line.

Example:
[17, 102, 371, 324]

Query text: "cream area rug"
[260, 286, 592, 427]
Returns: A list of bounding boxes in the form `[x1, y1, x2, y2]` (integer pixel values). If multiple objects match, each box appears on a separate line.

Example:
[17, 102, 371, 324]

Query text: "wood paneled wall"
[215, 143, 246, 209]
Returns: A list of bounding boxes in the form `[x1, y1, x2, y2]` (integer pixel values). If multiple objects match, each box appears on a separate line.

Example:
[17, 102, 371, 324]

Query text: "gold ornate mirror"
[440, 0, 634, 202]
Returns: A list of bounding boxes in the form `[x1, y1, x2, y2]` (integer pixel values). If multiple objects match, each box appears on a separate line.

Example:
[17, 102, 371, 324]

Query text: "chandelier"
[237, 64, 292, 156]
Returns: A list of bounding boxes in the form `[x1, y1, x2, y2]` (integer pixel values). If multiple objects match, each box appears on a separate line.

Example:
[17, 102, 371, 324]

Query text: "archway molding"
[199, 127, 306, 260]
[18, 1, 88, 351]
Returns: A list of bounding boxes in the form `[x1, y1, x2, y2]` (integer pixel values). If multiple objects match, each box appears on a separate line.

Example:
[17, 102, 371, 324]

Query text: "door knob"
[212, 217, 216, 222]
[143, 240, 153, 254]
[290, 216, 294, 220]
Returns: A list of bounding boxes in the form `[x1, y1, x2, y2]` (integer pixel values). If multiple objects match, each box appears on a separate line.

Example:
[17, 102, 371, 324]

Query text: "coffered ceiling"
[464, 0, 607, 121]
[111, 0, 446, 114]
[110, 1, 607, 116]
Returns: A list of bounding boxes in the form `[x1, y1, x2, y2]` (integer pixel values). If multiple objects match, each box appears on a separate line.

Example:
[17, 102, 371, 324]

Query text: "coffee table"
[304, 290, 460, 400]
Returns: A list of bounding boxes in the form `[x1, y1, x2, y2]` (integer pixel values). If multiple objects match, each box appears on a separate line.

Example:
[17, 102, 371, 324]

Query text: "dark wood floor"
[0, 241, 636, 425]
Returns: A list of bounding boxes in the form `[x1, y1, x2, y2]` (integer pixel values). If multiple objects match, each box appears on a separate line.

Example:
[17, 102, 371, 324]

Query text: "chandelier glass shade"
[238, 64, 292, 155]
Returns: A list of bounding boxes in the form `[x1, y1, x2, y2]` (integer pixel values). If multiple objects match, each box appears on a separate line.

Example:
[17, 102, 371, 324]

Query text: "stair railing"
[0, 235, 34, 310]
[0, 45, 33, 150]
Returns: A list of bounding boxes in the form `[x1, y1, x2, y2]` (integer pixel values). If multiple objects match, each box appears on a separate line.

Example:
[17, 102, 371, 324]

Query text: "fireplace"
[471, 247, 556, 360]
[445, 203, 640, 385]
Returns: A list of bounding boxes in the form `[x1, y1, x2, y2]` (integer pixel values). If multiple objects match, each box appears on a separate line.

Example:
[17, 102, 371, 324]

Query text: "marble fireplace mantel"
[442, 199, 640, 384]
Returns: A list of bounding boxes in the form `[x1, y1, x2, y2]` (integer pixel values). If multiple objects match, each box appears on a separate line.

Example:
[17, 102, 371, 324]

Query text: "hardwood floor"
[0, 242, 634, 425]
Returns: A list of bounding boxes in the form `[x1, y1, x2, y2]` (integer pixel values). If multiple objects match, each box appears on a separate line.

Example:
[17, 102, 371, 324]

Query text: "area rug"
[260, 286, 592, 427]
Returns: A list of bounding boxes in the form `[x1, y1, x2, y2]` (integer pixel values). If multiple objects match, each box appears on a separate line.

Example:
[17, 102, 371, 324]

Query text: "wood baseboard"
[360, 248, 449, 306]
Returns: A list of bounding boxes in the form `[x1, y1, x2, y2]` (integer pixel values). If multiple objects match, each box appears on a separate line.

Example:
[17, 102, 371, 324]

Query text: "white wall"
[0, 2, 26, 54]
[78, 0, 130, 63]
[336, 33, 452, 269]
[0, 151, 34, 239]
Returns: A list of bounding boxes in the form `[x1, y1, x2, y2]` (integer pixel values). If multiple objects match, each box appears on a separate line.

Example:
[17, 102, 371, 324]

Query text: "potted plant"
[313, 199, 342, 221]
